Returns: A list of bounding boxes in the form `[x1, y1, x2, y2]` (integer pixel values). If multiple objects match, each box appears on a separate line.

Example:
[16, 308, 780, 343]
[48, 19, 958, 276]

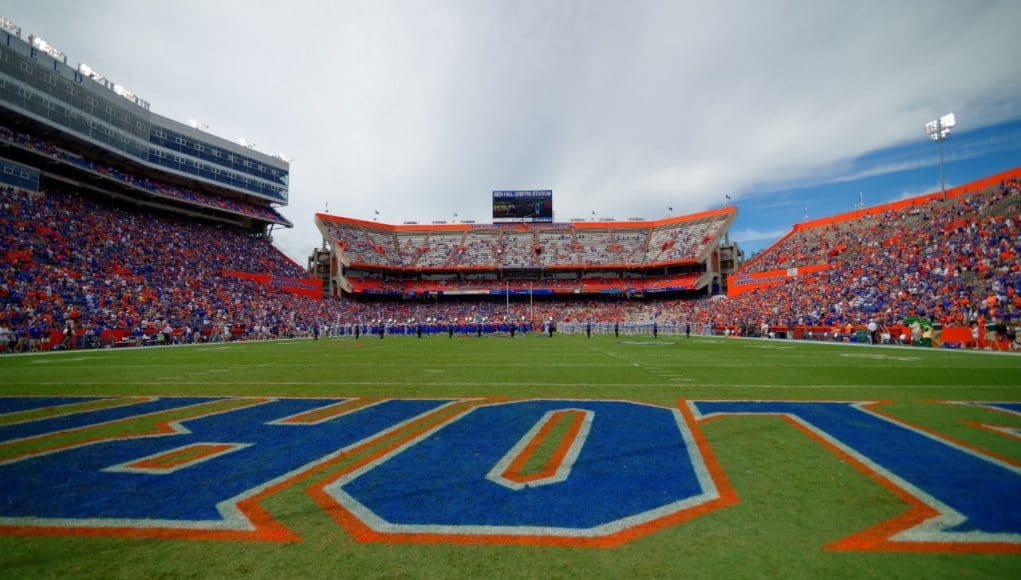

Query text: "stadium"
[1, 7, 1020, 579]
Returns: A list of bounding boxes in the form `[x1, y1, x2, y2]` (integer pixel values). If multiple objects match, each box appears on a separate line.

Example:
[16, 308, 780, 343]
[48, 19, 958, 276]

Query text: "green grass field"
[1, 335, 1019, 578]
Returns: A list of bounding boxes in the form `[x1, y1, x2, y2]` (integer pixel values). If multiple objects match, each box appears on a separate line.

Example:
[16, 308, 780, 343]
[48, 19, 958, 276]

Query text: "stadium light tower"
[925, 113, 955, 200]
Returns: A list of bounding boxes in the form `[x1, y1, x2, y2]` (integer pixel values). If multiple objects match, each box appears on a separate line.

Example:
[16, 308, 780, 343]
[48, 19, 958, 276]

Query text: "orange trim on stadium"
[737, 165, 1021, 274]
[316, 205, 735, 233]
[727, 263, 832, 297]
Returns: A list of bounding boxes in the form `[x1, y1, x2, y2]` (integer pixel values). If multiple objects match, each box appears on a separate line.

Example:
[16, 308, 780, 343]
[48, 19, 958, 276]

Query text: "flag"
[725, 194, 731, 201]
[374, 210, 380, 215]
[668, 206, 674, 212]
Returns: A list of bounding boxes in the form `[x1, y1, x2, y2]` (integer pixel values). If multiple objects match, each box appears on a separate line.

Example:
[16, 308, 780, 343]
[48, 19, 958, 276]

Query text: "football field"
[0, 335, 1019, 578]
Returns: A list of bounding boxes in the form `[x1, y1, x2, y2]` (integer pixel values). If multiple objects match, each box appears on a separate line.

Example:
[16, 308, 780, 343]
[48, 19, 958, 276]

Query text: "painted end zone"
[1, 395, 1017, 552]
[944, 401, 1021, 443]
[691, 400, 1021, 553]
[311, 399, 736, 547]
[0, 397, 156, 427]
[487, 408, 592, 490]
[104, 442, 252, 474]
[0, 398, 468, 543]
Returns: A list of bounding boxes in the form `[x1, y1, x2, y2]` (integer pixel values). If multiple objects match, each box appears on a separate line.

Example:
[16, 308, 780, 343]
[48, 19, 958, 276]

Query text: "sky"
[5, 0, 1021, 262]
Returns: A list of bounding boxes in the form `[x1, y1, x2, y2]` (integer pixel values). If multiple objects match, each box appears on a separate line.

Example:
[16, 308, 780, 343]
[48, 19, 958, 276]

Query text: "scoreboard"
[492, 190, 553, 223]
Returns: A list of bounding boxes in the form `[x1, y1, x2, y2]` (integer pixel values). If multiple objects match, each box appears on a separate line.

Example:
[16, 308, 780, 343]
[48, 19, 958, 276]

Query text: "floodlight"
[925, 112, 955, 142]
[924, 112, 956, 200]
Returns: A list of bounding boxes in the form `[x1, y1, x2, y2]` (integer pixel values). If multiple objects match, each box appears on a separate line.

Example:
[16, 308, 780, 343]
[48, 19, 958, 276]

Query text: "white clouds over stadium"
[6, 0, 1021, 261]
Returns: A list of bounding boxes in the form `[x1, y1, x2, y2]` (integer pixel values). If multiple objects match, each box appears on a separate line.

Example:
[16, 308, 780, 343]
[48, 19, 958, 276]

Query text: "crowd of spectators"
[1, 185, 330, 352]
[719, 180, 1020, 341]
[345, 273, 702, 295]
[322, 180, 1019, 347]
[320, 214, 729, 270]
[0, 127, 287, 224]
[2, 171, 1018, 353]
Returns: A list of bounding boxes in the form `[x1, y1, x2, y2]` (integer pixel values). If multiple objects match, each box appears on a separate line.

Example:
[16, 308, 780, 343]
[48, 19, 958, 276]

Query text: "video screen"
[492, 190, 553, 223]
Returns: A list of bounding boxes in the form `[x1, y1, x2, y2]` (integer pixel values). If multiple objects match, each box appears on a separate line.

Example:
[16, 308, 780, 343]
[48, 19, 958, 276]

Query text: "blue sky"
[4, 1, 1020, 262]
[732, 118, 1021, 254]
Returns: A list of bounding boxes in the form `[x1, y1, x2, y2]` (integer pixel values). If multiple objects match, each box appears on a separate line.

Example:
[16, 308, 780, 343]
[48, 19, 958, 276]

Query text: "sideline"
[707, 335, 1021, 358]
[0, 337, 314, 358]
[2, 334, 1017, 360]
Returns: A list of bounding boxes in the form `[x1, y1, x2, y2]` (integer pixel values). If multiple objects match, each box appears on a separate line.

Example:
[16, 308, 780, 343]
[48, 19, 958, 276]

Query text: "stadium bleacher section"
[0, 141, 1016, 352]
[721, 170, 1020, 347]
[0, 185, 328, 351]
[307, 170, 1018, 349]
[0, 127, 289, 225]
[318, 209, 733, 273]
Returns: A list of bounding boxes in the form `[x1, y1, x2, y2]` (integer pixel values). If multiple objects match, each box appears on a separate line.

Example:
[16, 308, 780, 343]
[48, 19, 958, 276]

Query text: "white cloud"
[4, 0, 1021, 262]
[729, 227, 790, 244]
[888, 182, 952, 203]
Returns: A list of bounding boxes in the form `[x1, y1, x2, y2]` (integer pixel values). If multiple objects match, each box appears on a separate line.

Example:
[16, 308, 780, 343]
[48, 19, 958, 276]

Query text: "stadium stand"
[0, 19, 331, 351]
[0, 184, 329, 351]
[316, 208, 736, 288]
[0, 127, 289, 225]
[723, 170, 1020, 346]
[306, 172, 1019, 351]
[2, 171, 1017, 352]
